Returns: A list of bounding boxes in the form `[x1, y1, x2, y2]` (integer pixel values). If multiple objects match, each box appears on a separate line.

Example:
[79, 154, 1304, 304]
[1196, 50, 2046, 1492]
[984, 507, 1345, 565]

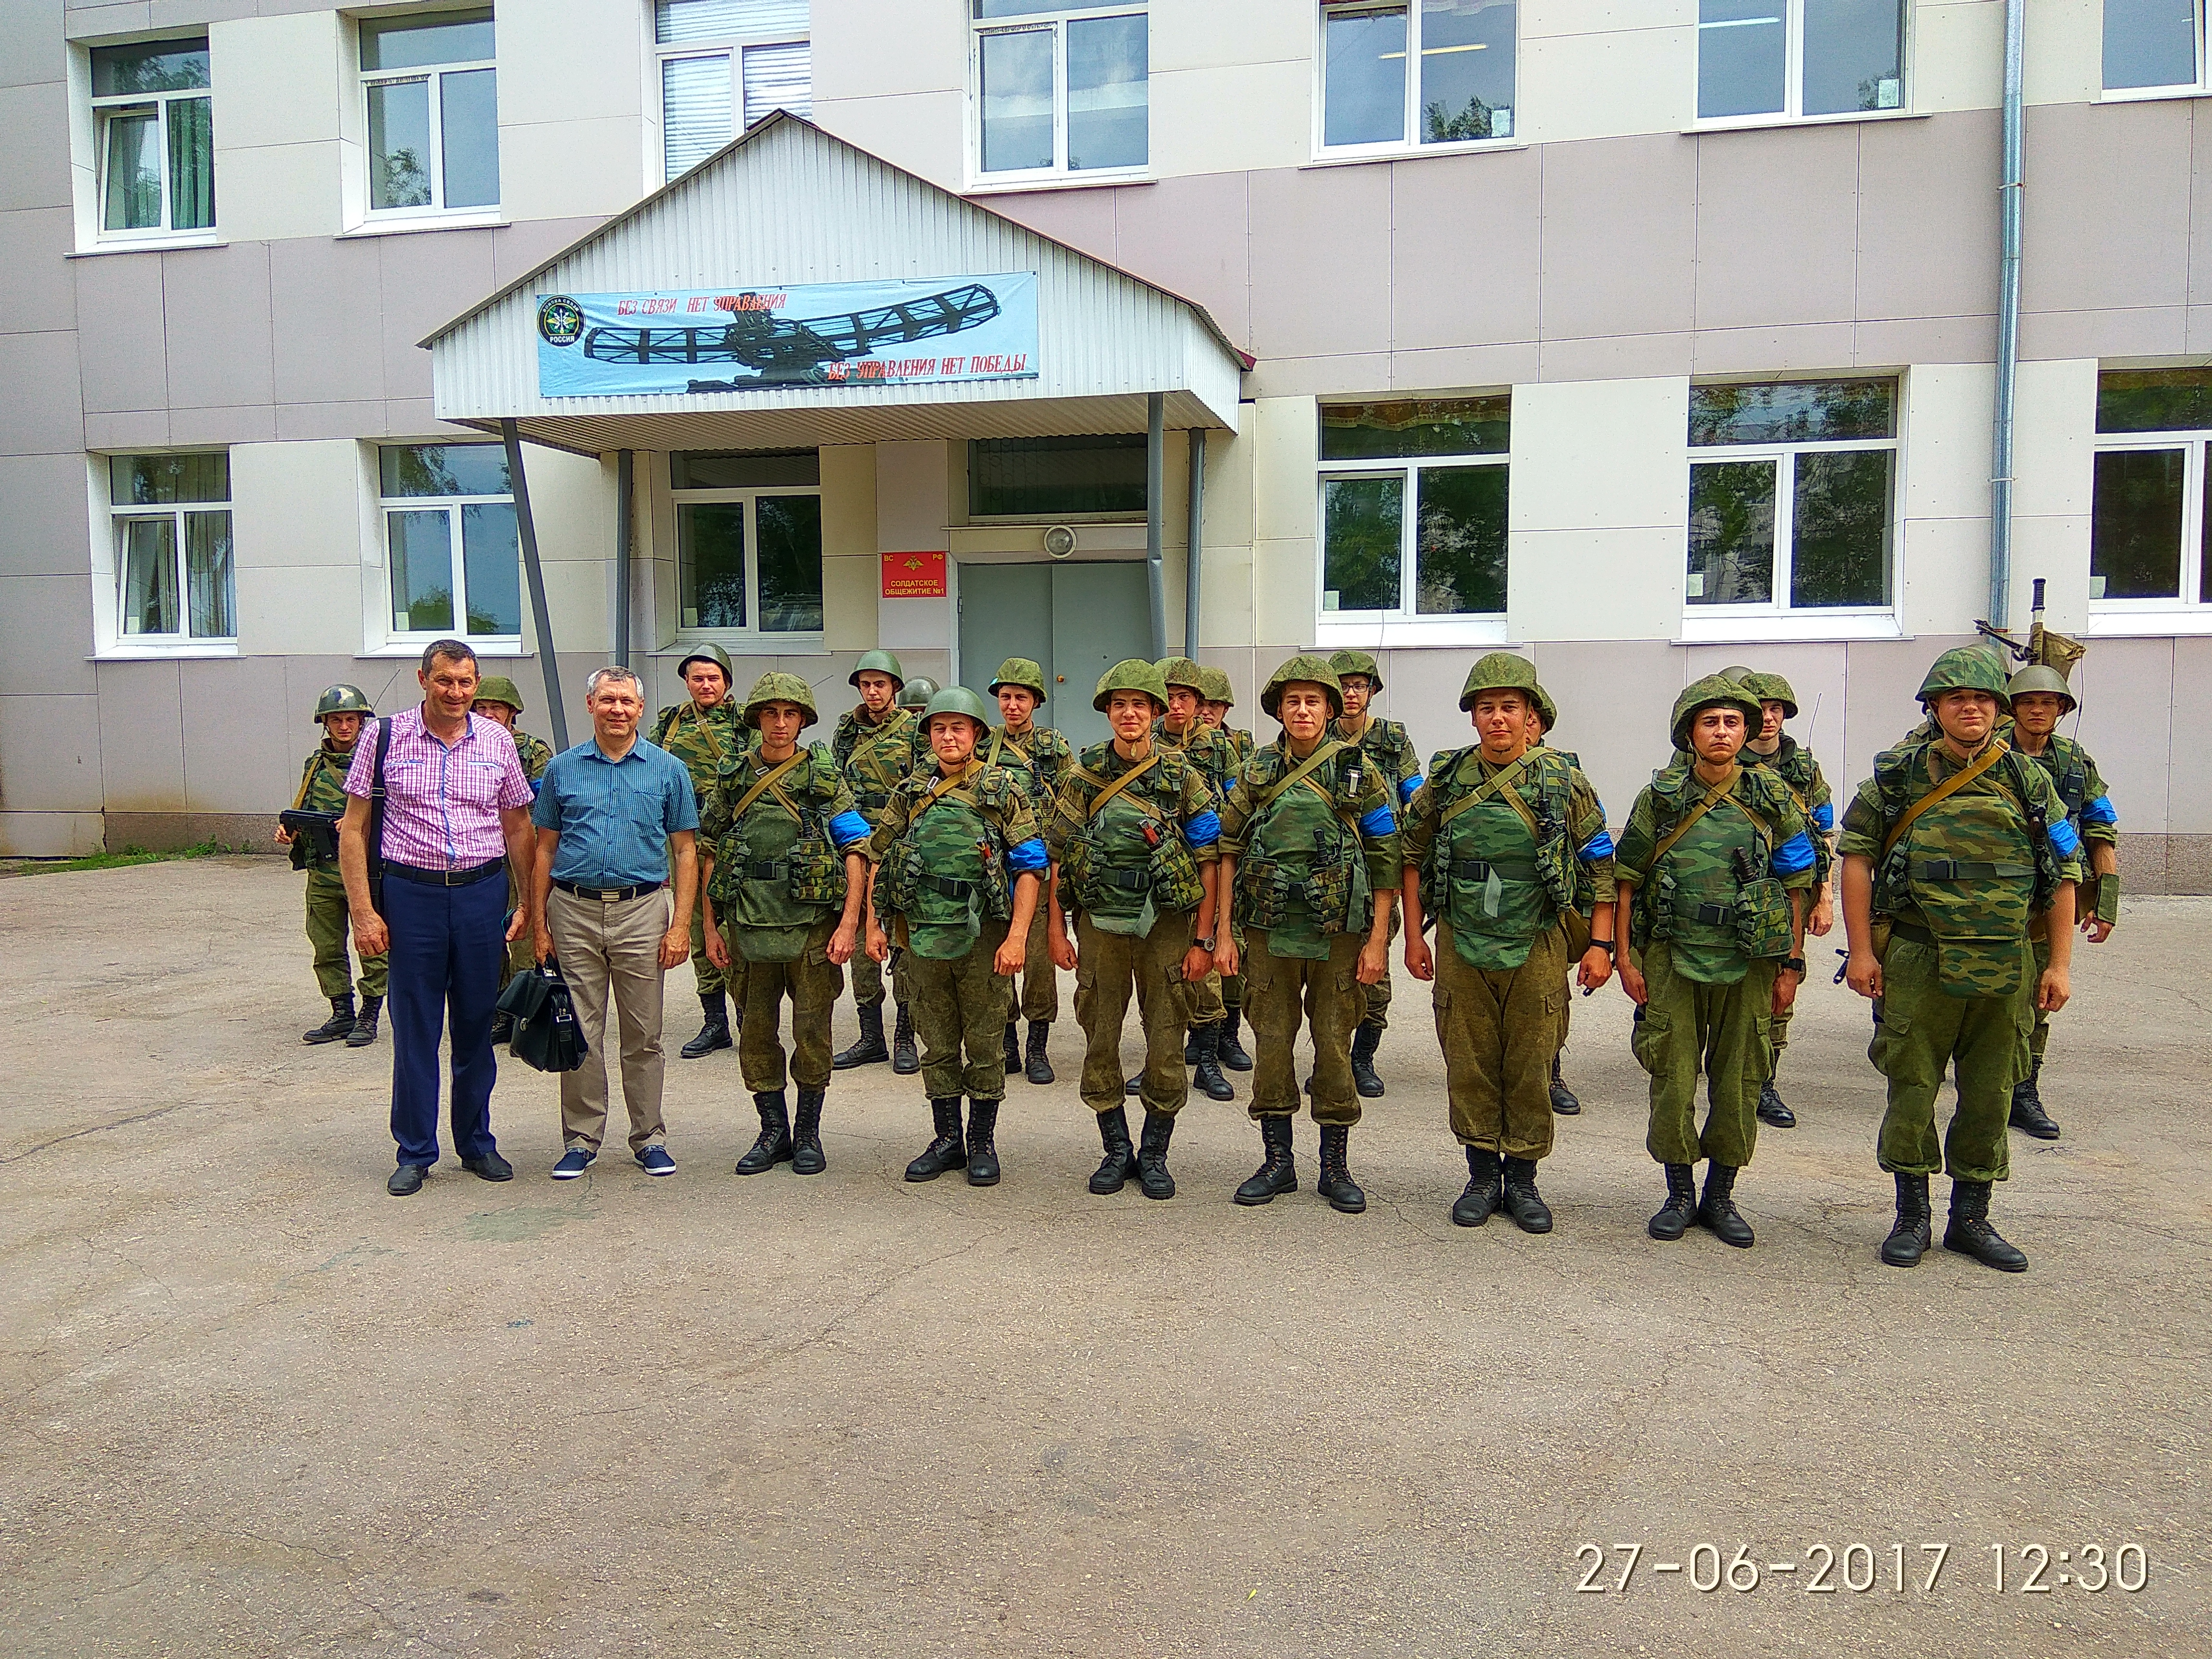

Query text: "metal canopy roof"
[423, 113, 1248, 457]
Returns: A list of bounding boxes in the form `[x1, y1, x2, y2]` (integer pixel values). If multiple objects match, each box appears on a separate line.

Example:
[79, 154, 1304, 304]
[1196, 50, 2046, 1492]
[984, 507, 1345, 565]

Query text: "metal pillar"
[500, 419, 570, 748]
[1989, 0, 2026, 629]
[1145, 392, 1167, 660]
[1184, 426, 1205, 660]
[613, 448, 633, 670]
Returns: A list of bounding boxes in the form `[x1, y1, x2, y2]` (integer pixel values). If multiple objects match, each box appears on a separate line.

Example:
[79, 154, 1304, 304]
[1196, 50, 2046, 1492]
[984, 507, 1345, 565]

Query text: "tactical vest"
[1420, 746, 1578, 971]
[1234, 744, 1371, 954]
[1058, 744, 1206, 937]
[1153, 718, 1233, 792]
[1634, 767, 1797, 985]
[880, 764, 1017, 960]
[840, 708, 922, 817]
[2019, 736, 2092, 827]
[706, 743, 848, 962]
[986, 723, 1069, 810]
[653, 701, 737, 806]
[290, 745, 354, 870]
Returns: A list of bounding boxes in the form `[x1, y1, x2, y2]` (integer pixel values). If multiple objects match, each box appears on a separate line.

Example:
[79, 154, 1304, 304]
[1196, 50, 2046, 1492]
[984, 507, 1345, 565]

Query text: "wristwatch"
[1589, 937, 1617, 957]
[1193, 935, 1217, 951]
[1782, 955, 1807, 974]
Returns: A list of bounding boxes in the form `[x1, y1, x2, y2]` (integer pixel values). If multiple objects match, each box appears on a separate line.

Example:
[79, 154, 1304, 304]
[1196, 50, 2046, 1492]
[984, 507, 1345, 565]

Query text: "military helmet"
[313, 683, 373, 723]
[1530, 682, 1559, 731]
[675, 643, 734, 688]
[1916, 645, 2012, 706]
[1197, 665, 1235, 707]
[921, 684, 994, 733]
[1260, 654, 1345, 719]
[1718, 664, 1758, 685]
[897, 675, 940, 711]
[1746, 671, 1799, 719]
[989, 657, 1048, 704]
[1327, 648, 1382, 691]
[1670, 673, 1764, 752]
[2006, 663, 2077, 714]
[742, 670, 818, 730]
[1093, 658, 1170, 713]
[849, 649, 905, 690]
[470, 675, 524, 714]
[1155, 656, 1207, 695]
[1455, 651, 1542, 714]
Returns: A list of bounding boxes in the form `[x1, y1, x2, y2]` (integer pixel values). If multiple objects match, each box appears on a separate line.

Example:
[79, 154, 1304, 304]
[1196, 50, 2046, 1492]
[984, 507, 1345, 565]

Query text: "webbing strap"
[1881, 740, 2009, 861]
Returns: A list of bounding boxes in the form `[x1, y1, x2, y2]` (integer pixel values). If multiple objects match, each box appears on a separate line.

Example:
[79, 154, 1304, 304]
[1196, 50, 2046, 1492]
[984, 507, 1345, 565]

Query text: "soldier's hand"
[1214, 936, 1239, 979]
[1180, 944, 1213, 986]
[1772, 966, 1801, 1016]
[1355, 938, 1387, 985]
[703, 926, 729, 970]
[827, 922, 857, 966]
[2083, 916, 2115, 945]
[1577, 946, 1612, 993]
[354, 912, 390, 959]
[273, 824, 292, 846]
[2037, 964, 2071, 1014]
[1618, 960, 1647, 1006]
[1405, 935, 1434, 982]
[1809, 896, 1836, 938]
[658, 925, 687, 970]
[1845, 948, 1883, 1001]
[1050, 926, 1078, 972]
[866, 923, 890, 964]
[993, 935, 1027, 977]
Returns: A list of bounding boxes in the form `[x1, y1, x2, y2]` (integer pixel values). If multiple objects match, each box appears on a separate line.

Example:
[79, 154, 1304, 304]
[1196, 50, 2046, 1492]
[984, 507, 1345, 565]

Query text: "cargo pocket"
[1868, 999, 1905, 1077]
[1431, 984, 1452, 1046]
[1630, 1006, 1668, 1077]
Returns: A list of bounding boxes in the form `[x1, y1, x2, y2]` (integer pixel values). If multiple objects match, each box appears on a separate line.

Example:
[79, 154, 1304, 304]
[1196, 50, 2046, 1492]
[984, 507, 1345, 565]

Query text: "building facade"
[4, 0, 2208, 889]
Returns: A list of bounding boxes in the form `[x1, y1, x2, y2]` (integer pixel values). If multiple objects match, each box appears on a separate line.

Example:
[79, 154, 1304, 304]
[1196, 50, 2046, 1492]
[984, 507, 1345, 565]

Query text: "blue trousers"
[384, 872, 507, 1167]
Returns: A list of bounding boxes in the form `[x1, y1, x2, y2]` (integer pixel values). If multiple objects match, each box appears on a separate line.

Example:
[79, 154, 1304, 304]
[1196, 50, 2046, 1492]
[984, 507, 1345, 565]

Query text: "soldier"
[1198, 665, 1255, 768]
[2003, 665, 2120, 1140]
[472, 675, 553, 1042]
[698, 673, 873, 1177]
[277, 684, 388, 1048]
[985, 658, 1077, 1084]
[1840, 647, 2081, 1272]
[1044, 661, 1223, 1199]
[1401, 654, 1617, 1232]
[832, 651, 928, 1074]
[1328, 649, 1424, 1101]
[1196, 665, 1254, 1070]
[864, 686, 1047, 1187]
[1524, 681, 1584, 1118]
[1214, 656, 1403, 1214]
[1614, 676, 1817, 1250]
[1150, 657, 1239, 1101]
[651, 645, 745, 1059]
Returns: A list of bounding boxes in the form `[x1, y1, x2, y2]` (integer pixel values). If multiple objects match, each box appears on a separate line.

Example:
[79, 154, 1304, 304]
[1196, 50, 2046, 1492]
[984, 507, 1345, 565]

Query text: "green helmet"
[676, 643, 734, 689]
[1745, 671, 1799, 718]
[1718, 664, 1757, 685]
[1670, 673, 1764, 752]
[742, 671, 818, 730]
[1093, 659, 1170, 713]
[1155, 657, 1207, 695]
[1455, 651, 1542, 714]
[989, 658, 1048, 704]
[1327, 648, 1382, 691]
[849, 649, 905, 690]
[1261, 654, 1344, 719]
[897, 676, 940, 711]
[1916, 646, 2012, 706]
[313, 683, 373, 723]
[470, 675, 524, 714]
[1530, 683, 1559, 731]
[1197, 666, 1235, 707]
[921, 685, 994, 732]
[2006, 663, 2077, 713]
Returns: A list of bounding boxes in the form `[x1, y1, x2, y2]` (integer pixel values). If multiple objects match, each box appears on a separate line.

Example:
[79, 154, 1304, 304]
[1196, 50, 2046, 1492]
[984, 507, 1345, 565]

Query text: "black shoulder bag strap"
[367, 716, 392, 911]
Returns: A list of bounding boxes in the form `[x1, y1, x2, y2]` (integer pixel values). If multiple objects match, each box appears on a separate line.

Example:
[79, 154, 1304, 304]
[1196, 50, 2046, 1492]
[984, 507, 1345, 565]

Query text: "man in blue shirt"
[529, 666, 700, 1178]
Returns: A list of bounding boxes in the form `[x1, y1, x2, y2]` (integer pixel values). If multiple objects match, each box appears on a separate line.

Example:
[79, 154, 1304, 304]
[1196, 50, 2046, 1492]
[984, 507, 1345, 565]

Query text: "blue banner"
[534, 273, 1039, 397]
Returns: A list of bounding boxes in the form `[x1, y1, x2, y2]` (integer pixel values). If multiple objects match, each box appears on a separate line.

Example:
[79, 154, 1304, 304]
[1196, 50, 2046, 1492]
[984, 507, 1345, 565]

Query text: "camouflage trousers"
[1433, 920, 1565, 1161]
[1359, 907, 1404, 1029]
[1634, 942, 1776, 1171]
[304, 868, 387, 1000]
[1074, 910, 1193, 1118]
[686, 893, 729, 1001]
[737, 917, 844, 1094]
[851, 940, 914, 1009]
[906, 919, 1014, 1102]
[1016, 902, 1059, 1023]
[1871, 934, 2029, 1185]
[1243, 927, 1367, 1128]
[2029, 935, 2056, 1061]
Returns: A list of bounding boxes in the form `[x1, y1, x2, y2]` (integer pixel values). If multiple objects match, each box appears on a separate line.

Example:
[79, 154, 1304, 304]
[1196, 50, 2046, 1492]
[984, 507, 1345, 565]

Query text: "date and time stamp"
[1572, 1541, 2153, 1597]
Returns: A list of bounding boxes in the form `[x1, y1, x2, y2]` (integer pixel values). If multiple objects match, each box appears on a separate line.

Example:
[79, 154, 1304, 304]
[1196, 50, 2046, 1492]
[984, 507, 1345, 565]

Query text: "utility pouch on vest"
[1146, 830, 1205, 912]
[977, 833, 1014, 922]
[786, 834, 845, 906]
[1301, 845, 1355, 934]
[1236, 853, 1288, 929]
[1059, 827, 1097, 914]
[1733, 873, 1794, 959]
[1643, 869, 1680, 945]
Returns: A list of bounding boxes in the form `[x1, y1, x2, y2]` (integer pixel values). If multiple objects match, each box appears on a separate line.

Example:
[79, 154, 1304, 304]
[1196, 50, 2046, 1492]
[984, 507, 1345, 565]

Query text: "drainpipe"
[1989, 0, 2026, 630]
[613, 448, 633, 669]
[500, 419, 570, 749]
[1184, 426, 1205, 660]
[1145, 392, 1166, 659]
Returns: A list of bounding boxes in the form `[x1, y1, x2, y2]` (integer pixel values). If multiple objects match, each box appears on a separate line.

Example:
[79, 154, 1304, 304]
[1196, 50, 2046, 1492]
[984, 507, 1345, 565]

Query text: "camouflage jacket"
[651, 699, 744, 809]
[1151, 716, 1235, 797]
[1330, 713, 1424, 809]
[699, 741, 866, 961]
[1043, 740, 1221, 934]
[866, 758, 1045, 960]
[1617, 762, 1816, 985]
[1214, 724, 1257, 769]
[1664, 737, 1834, 886]
[1218, 737, 1403, 960]
[512, 728, 553, 791]
[983, 722, 1077, 814]
[835, 706, 926, 819]
[290, 742, 357, 870]
[2015, 733, 2118, 846]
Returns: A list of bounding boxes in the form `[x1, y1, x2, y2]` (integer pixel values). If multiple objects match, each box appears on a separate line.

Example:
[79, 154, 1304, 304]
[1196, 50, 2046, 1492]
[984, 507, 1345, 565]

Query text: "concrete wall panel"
[1, 206, 76, 336]
[1537, 132, 1697, 343]
[0, 452, 94, 579]
[2072, 637, 2175, 833]
[1153, 60, 1309, 177]
[94, 659, 184, 809]
[0, 573, 98, 695]
[1112, 171, 1250, 347]
[2022, 100, 2193, 319]
[1247, 166, 1393, 360]
[72, 252, 167, 418]
[1693, 124, 1862, 331]
[163, 242, 274, 413]
[1855, 109, 2000, 323]
[268, 237, 383, 408]
[2164, 636, 2212, 835]
[1393, 149, 1540, 352]
[179, 652, 289, 811]
[0, 692, 103, 814]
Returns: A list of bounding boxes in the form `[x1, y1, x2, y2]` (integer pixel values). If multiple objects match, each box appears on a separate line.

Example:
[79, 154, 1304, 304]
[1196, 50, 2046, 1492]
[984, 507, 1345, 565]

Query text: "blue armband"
[827, 810, 871, 849]
[1005, 837, 1048, 874]
[2081, 794, 2117, 827]
[1771, 830, 1817, 875]
[1358, 805, 1396, 838]
[1182, 810, 1221, 847]
[1812, 802, 1835, 832]
[1578, 830, 1614, 862]
[2048, 818, 2080, 858]
[1398, 773, 1422, 805]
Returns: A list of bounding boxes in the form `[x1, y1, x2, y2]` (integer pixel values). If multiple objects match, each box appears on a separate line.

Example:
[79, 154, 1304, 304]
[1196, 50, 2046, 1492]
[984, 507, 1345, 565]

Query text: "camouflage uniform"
[295, 739, 388, 1002]
[498, 727, 553, 989]
[1329, 709, 1422, 1040]
[2014, 731, 2116, 1066]
[653, 696, 746, 1005]
[986, 719, 1077, 1025]
[837, 703, 927, 1011]
[1151, 700, 1237, 1061]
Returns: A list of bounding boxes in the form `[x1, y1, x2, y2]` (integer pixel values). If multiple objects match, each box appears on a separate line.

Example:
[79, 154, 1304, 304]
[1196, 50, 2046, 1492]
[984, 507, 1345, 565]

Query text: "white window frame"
[672, 479, 827, 648]
[2099, 0, 2210, 100]
[966, 2, 1150, 188]
[1692, 0, 1912, 132]
[2086, 431, 2212, 629]
[1312, 0, 1521, 162]
[375, 444, 522, 652]
[88, 39, 216, 245]
[358, 15, 499, 223]
[98, 452, 237, 657]
[652, 6, 811, 184]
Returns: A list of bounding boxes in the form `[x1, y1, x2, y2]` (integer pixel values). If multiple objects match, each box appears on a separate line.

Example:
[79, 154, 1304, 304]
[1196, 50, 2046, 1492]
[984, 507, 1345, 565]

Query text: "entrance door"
[958, 560, 1149, 751]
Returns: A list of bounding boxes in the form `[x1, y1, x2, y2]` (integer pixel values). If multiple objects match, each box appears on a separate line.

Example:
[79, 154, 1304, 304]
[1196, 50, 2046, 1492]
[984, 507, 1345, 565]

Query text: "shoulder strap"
[1083, 751, 1161, 821]
[1647, 783, 1729, 872]
[727, 750, 809, 824]
[1254, 740, 1345, 818]
[850, 715, 909, 770]
[289, 750, 329, 812]
[1880, 739, 2009, 861]
[914, 761, 986, 819]
[1438, 751, 1535, 833]
[367, 718, 392, 878]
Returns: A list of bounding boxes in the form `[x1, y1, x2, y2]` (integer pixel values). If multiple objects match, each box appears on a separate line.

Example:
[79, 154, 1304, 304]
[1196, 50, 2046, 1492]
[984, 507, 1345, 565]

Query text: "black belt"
[1101, 868, 1152, 891]
[1687, 901, 1734, 926]
[854, 792, 891, 811]
[386, 858, 506, 889]
[553, 878, 665, 902]
[1915, 860, 2033, 880]
[743, 860, 789, 881]
[1887, 919, 1934, 946]
[919, 874, 977, 900]
[1448, 858, 1540, 882]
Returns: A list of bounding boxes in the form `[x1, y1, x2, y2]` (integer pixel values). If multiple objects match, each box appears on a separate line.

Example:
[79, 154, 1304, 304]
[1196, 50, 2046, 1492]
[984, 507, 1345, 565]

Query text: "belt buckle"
[599, 888, 623, 902]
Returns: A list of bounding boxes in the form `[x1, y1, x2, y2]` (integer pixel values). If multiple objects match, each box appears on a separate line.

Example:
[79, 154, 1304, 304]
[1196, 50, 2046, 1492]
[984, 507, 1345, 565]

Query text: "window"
[91, 39, 214, 238]
[1686, 380, 1896, 614]
[1696, 0, 1904, 122]
[110, 454, 233, 641]
[1319, 0, 1517, 153]
[1318, 398, 1509, 620]
[656, 0, 812, 183]
[971, 1, 1147, 181]
[2091, 369, 2212, 608]
[379, 445, 520, 640]
[360, 10, 499, 216]
[672, 450, 823, 635]
[2103, 0, 2204, 93]
[969, 435, 1147, 518]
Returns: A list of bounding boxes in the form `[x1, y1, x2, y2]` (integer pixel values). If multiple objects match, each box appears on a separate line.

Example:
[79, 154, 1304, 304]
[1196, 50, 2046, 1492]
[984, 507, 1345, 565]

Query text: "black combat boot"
[831, 1002, 889, 1069]
[1024, 1021, 1055, 1084]
[735, 1092, 793, 1175]
[1880, 1173, 1932, 1267]
[1137, 1110, 1178, 1200]
[1216, 1005, 1253, 1071]
[1756, 1076, 1796, 1129]
[1349, 1020, 1385, 1099]
[1548, 1052, 1581, 1116]
[2009, 1059, 2059, 1139]
[303, 994, 355, 1045]
[965, 1098, 1002, 1187]
[1943, 1178, 2028, 1272]
[1191, 1023, 1236, 1102]
[1451, 1146, 1503, 1227]
[1501, 1156, 1554, 1234]
[346, 995, 383, 1048]
[1315, 1123, 1367, 1214]
[681, 992, 733, 1059]
[1648, 1163, 1698, 1240]
[905, 1099, 965, 1182]
[1089, 1106, 1138, 1194]
[1233, 1115, 1298, 1205]
[891, 1003, 920, 1075]
[1003, 1021, 1022, 1075]
[1698, 1163, 1755, 1248]
[1184, 1025, 1204, 1065]
[790, 1088, 828, 1176]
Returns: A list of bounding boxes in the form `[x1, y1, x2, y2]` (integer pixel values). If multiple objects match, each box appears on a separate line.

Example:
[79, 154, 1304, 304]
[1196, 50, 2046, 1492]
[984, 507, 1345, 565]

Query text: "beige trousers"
[546, 886, 671, 1154]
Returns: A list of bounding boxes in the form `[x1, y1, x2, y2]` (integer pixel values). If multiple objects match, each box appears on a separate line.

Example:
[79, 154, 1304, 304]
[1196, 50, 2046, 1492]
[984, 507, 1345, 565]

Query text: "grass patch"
[4, 838, 251, 877]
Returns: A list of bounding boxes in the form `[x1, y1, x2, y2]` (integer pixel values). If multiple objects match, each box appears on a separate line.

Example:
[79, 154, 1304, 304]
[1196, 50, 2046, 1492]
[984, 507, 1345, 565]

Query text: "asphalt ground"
[0, 857, 2204, 1657]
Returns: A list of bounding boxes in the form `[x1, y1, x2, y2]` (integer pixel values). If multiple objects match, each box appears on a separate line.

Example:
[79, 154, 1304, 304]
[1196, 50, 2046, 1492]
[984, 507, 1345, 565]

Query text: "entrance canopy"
[422, 113, 1247, 456]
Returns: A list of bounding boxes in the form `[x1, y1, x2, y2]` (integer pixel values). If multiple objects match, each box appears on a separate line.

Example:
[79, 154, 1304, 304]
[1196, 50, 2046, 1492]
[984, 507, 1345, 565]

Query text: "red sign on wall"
[881, 551, 948, 598]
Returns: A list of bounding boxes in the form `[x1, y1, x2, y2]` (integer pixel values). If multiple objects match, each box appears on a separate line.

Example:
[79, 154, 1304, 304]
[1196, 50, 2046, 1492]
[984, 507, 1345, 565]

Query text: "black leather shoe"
[790, 1088, 827, 1176]
[387, 1164, 425, 1196]
[462, 1151, 514, 1182]
[1648, 1163, 1697, 1240]
[1349, 1020, 1385, 1099]
[304, 995, 356, 1046]
[1216, 1007, 1253, 1071]
[1002, 1021, 1022, 1075]
[1090, 1106, 1138, 1194]
[1234, 1115, 1298, 1205]
[905, 1098, 966, 1182]
[1190, 1023, 1236, 1101]
[1023, 1021, 1055, 1085]
[1501, 1156, 1554, 1234]
[1451, 1146, 1502, 1227]
[680, 993, 733, 1059]
[1697, 1163, 1754, 1248]
[1943, 1178, 2028, 1272]
[346, 995, 383, 1048]
[1756, 1078, 1796, 1129]
[1880, 1172, 1932, 1267]
[735, 1092, 793, 1176]
[964, 1098, 1002, 1187]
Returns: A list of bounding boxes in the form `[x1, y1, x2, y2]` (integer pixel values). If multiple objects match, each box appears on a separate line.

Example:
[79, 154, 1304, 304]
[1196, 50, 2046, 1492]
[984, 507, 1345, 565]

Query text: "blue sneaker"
[636, 1144, 676, 1177]
[551, 1147, 595, 1179]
